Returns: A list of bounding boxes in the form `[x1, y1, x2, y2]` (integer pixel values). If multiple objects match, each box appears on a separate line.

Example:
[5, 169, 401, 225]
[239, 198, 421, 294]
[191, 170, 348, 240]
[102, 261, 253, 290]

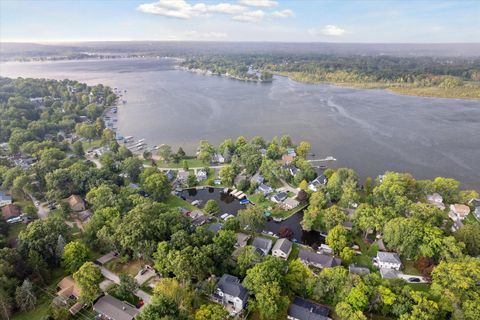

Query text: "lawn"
[82, 139, 104, 151]
[13, 269, 67, 320]
[164, 195, 198, 211]
[402, 260, 421, 276]
[464, 212, 479, 225]
[7, 223, 27, 243]
[104, 259, 145, 277]
[156, 157, 207, 169]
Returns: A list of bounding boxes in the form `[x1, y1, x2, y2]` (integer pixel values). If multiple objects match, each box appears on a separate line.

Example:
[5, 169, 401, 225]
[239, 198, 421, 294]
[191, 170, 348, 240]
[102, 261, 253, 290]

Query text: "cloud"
[239, 0, 278, 7]
[271, 9, 294, 18]
[232, 10, 265, 22]
[309, 25, 347, 36]
[137, 0, 246, 19]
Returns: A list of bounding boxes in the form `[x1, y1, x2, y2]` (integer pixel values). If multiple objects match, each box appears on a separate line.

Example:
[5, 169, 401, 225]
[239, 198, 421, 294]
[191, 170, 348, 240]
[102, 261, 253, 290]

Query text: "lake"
[1, 58, 479, 189]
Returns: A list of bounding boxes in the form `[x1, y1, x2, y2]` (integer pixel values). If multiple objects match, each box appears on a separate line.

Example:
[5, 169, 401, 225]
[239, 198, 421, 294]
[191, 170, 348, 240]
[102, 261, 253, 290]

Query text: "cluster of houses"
[425, 192, 479, 231]
[0, 190, 24, 224]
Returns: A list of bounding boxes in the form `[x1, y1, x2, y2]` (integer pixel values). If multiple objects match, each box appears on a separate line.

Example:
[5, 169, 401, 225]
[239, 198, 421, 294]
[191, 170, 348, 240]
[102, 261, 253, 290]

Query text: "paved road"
[28, 193, 50, 219]
[99, 266, 152, 304]
[277, 179, 300, 196]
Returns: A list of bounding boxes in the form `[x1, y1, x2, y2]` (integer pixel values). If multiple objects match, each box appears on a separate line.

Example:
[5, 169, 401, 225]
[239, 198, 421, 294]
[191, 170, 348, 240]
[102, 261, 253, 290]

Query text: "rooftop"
[288, 296, 330, 320]
[272, 238, 292, 254]
[217, 274, 248, 301]
[377, 251, 402, 265]
[93, 295, 139, 320]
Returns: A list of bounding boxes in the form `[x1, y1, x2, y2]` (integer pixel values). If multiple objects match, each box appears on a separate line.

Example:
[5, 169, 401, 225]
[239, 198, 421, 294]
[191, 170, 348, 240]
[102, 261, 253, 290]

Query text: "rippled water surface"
[1, 58, 479, 188]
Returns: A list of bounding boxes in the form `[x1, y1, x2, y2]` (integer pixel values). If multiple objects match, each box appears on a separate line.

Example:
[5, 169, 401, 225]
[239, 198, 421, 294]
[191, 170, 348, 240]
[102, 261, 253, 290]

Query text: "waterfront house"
[285, 165, 299, 177]
[196, 169, 208, 182]
[282, 198, 300, 210]
[1, 204, 20, 221]
[348, 264, 371, 275]
[298, 250, 341, 270]
[287, 296, 330, 320]
[308, 175, 328, 192]
[448, 204, 470, 231]
[426, 193, 445, 210]
[257, 183, 274, 196]
[0, 191, 12, 207]
[93, 295, 139, 320]
[176, 170, 189, 183]
[272, 238, 292, 259]
[213, 274, 249, 315]
[212, 153, 225, 163]
[164, 169, 175, 181]
[271, 192, 288, 203]
[235, 233, 251, 248]
[282, 154, 295, 165]
[252, 237, 273, 256]
[64, 195, 85, 212]
[374, 252, 402, 270]
[286, 148, 297, 157]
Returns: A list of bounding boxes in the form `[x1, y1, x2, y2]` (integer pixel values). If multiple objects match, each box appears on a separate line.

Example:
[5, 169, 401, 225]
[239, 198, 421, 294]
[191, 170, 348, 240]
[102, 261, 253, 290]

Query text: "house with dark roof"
[348, 264, 371, 275]
[272, 238, 292, 259]
[207, 223, 223, 234]
[271, 192, 288, 203]
[288, 296, 331, 320]
[93, 295, 139, 320]
[164, 169, 175, 181]
[308, 175, 327, 192]
[298, 250, 341, 270]
[235, 233, 251, 248]
[252, 237, 273, 256]
[213, 274, 249, 315]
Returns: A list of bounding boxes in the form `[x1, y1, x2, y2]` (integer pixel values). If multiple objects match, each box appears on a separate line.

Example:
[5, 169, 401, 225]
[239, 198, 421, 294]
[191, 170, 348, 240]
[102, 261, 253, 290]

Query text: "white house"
[252, 237, 273, 256]
[213, 274, 249, 315]
[374, 252, 402, 270]
[196, 169, 208, 182]
[426, 193, 445, 210]
[272, 238, 292, 260]
[282, 198, 299, 210]
[212, 153, 225, 164]
[449, 204, 470, 221]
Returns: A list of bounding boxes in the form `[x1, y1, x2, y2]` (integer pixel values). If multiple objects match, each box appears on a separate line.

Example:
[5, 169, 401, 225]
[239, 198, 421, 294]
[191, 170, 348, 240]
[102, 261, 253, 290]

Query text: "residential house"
[468, 199, 480, 221]
[282, 198, 299, 210]
[235, 233, 251, 248]
[285, 165, 299, 177]
[93, 295, 139, 320]
[426, 193, 445, 210]
[64, 195, 85, 212]
[448, 204, 470, 231]
[1, 204, 20, 220]
[271, 192, 288, 203]
[196, 169, 208, 182]
[56, 276, 81, 303]
[0, 191, 12, 207]
[212, 153, 225, 164]
[213, 274, 249, 315]
[176, 170, 189, 183]
[475, 206, 480, 222]
[380, 268, 400, 279]
[308, 175, 327, 192]
[282, 154, 295, 165]
[374, 252, 402, 270]
[348, 264, 371, 275]
[272, 238, 292, 259]
[256, 183, 274, 196]
[286, 148, 297, 157]
[78, 210, 93, 224]
[164, 169, 175, 181]
[251, 173, 264, 184]
[287, 296, 330, 320]
[207, 223, 223, 234]
[298, 250, 342, 269]
[252, 237, 273, 256]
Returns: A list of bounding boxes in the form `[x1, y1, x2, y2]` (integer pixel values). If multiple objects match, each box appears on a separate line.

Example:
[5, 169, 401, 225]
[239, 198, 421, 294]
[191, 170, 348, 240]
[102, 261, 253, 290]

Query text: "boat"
[124, 136, 133, 142]
[324, 156, 336, 161]
[239, 199, 250, 205]
[137, 138, 146, 143]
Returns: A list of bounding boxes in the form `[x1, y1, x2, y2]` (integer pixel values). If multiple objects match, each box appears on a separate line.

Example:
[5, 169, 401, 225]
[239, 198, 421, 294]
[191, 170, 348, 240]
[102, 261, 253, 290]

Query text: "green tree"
[157, 144, 173, 162]
[142, 172, 171, 201]
[254, 282, 289, 320]
[219, 165, 237, 186]
[73, 262, 102, 305]
[322, 205, 347, 230]
[325, 225, 350, 253]
[15, 279, 36, 312]
[432, 177, 460, 203]
[296, 141, 311, 158]
[197, 140, 215, 163]
[62, 241, 90, 273]
[195, 304, 229, 320]
[237, 205, 265, 235]
[327, 168, 358, 202]
[236, 245, 263, 276]
[285, 259, 313, 297]
[86, 184, 117, 210]
[71, 141, 84, 157]
[121, 157, 143, 182]
[117, 273, 139, 300]
[204, 199, 220, 214]
[455, 224, 480, 256]
[137, 294, 184, 320]
[176, 147, 186, 159]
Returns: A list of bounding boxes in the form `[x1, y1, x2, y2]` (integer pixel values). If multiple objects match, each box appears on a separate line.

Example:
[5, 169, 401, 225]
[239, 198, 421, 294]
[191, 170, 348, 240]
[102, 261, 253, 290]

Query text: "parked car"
[408, 277, 421, 283]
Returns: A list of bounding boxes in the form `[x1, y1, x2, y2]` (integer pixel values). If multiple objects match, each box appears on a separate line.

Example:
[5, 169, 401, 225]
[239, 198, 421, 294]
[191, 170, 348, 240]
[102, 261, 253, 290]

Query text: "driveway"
[398, 274, 430, 283]
[97, 251, 117, 265]
[277, 179, 300, 196]
[28, 193, 50, 219]
[99, 266, 152, 304]
[134, 269, 155, 286]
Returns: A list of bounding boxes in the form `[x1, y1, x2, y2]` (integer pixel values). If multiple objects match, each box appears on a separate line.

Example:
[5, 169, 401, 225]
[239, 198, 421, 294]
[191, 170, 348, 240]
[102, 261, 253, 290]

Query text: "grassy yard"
[402, 260, 421, 276]
[13, 269, 67, 320]
[464, 212, 479, 225]
[155, 157, 207, 168]
[164, 195, 198, 211]
[82, 138, 104, 151]
[104, 259, 145, 277]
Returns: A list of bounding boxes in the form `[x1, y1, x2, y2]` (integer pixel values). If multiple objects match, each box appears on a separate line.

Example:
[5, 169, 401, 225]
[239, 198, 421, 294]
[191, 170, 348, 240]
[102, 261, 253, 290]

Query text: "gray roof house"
[257, 183, 274, 196]
[287, 296, 330, 320]
[93, 295, 139, 320]
[207, 223, 223, 234]
[308, 175, 328, 192]
[475, 206, 480, 221]
[235, 233, 251, 248]
[252, 237, 273, 256]
[164, 169, 175, 181]
[272, 238, 293, 259]
[348, 264, 371, 275]
[214, 274, 249, 315]
[380, 268, 400, 279]
[271, 192, 288, 203]
[298, 250, 341, 269]
[374, 252, 402, 270]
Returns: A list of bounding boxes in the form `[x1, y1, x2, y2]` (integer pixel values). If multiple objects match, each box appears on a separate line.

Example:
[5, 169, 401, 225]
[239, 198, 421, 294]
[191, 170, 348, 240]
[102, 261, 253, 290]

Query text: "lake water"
[1, 58, 479, 189]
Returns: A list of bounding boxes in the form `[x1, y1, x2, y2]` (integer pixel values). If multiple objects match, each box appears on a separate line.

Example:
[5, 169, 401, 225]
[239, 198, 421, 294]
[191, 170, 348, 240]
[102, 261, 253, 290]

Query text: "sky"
[1, 0, 479, 43]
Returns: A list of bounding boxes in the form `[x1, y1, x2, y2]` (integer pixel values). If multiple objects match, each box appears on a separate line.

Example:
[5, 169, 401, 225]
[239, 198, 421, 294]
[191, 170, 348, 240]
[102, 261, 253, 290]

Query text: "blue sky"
[1, 0, 479, 42]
